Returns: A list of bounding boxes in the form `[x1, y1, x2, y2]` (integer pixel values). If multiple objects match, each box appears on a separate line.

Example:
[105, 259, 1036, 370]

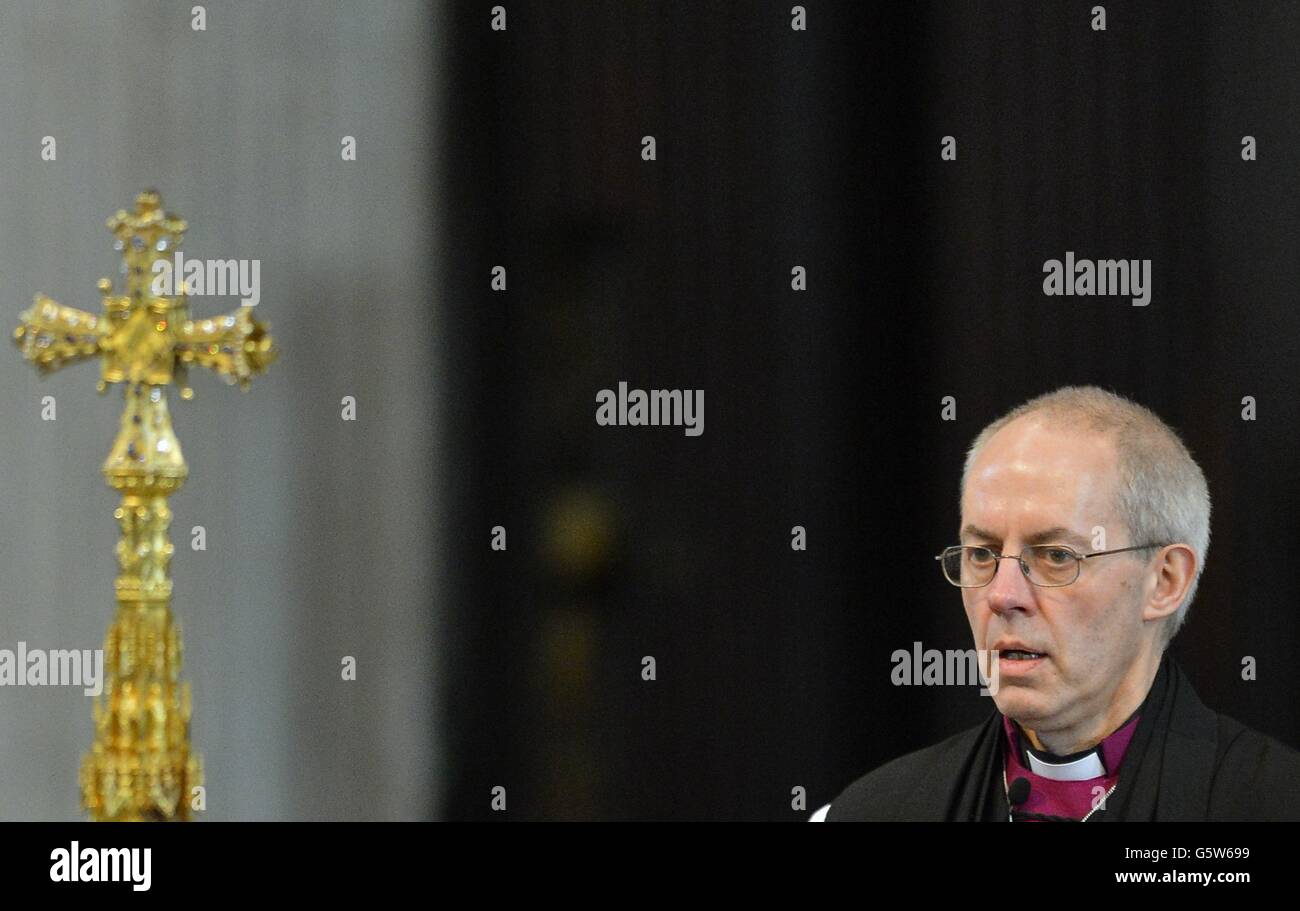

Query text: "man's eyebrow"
[1024, 527, 1091, 548]
[960, 525, 1091, 548]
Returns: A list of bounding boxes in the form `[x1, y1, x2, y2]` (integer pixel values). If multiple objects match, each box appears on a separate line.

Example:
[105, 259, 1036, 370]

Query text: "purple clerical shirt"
[1002, 712, 1140, 821]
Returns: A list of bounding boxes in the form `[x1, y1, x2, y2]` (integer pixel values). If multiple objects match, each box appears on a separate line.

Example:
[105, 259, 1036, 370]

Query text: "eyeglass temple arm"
[1079, 543, 1167, 561]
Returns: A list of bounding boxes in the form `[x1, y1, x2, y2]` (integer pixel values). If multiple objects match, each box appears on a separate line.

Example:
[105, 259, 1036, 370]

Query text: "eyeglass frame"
[934, 542, 1170, 588]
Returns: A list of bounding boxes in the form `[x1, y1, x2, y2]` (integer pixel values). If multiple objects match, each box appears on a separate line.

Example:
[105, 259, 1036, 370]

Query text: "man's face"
[960, 416, 1150, 733]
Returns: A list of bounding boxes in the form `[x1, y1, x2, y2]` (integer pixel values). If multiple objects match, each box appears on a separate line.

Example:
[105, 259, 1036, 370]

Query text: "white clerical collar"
[1025, 747, 1105, 781]
[1014, 720, 1108, 780]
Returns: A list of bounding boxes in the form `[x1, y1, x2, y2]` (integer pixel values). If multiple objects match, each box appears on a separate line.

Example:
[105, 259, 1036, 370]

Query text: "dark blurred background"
[437, 1, 1300, 819]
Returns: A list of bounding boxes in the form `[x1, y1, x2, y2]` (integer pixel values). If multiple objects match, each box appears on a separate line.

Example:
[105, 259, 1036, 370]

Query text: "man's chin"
[992, 690, 1053, 723]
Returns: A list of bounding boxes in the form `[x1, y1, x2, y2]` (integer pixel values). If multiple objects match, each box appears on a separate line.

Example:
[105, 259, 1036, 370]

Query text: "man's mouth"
[1001, 649, 1046, 661]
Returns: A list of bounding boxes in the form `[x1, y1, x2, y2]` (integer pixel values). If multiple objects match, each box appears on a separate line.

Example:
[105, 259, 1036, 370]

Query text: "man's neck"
[1021, 652, 1161, 756]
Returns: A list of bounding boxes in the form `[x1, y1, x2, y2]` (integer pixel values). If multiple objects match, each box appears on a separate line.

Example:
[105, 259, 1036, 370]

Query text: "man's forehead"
[972, 415, 1118, 476]
[962, 416, 1119, 527]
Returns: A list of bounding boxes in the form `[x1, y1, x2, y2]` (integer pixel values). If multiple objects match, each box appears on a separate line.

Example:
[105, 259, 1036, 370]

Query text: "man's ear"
[1143, 544, 1197, 624]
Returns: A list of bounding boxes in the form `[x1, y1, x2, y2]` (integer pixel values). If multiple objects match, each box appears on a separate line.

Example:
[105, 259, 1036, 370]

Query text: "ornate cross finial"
[12, 191, 277, 820]
[16, 189, 275, 397]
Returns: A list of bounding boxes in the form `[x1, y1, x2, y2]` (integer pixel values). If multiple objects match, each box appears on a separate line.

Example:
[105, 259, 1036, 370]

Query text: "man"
[813, 386, 1300, 821]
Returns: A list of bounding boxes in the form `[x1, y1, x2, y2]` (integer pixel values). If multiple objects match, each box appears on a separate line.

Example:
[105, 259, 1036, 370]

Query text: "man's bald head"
[961, 386, 1211, 647]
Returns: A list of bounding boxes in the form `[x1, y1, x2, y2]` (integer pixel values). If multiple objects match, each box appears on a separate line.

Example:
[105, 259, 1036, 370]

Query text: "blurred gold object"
[12, 191, 277, 820]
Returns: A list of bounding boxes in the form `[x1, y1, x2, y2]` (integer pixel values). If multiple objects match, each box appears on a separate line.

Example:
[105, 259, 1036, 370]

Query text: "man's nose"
[985, 555, 1036, 615]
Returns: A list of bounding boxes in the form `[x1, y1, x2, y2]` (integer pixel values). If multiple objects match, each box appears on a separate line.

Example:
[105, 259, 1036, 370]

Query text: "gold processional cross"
[12, 190, 276, 820]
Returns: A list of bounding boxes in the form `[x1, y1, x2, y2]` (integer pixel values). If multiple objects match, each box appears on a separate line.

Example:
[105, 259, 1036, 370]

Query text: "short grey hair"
[961, 386, 1211, 648]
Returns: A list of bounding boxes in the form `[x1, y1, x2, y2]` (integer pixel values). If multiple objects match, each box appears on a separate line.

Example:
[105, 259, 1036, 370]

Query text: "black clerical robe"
[824, 653, 1300, 821]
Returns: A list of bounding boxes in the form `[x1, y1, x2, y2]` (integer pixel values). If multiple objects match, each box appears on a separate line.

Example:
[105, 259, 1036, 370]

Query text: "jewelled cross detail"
[12, 190, 277, 820]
